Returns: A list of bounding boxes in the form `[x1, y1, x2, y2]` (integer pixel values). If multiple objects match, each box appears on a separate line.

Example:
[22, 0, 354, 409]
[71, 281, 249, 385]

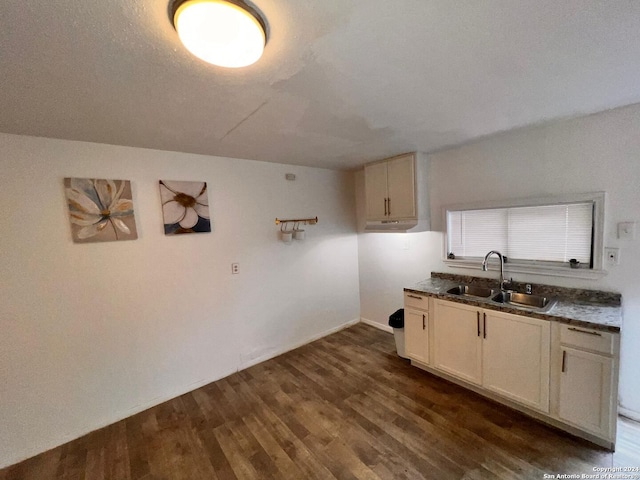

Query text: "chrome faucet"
[482, 250, 509, 291]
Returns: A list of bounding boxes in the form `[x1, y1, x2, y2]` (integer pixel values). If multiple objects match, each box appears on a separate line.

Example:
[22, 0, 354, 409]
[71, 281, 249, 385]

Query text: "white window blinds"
[447, 202, 593, 264]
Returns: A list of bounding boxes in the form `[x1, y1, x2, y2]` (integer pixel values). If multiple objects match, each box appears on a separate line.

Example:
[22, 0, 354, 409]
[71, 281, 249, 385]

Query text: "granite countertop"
[405, 274, 622, 333]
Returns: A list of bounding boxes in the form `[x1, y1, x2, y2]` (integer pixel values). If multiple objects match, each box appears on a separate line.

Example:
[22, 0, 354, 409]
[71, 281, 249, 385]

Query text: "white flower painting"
[64, 178, 138, 243]
[159, 180, 211, 234]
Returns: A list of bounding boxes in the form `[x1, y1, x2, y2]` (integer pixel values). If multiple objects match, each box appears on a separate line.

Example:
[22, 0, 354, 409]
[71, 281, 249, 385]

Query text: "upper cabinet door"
[386, 154, 416, 219]
[364, 162, 389, 220]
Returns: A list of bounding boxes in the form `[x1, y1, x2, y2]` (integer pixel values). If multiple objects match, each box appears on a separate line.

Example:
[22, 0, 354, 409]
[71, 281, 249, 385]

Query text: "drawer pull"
[561, 350, 567, 373]
[567, 327, 602, 337]
[483, 312, 487, 339]
[407, 294, 423, 300]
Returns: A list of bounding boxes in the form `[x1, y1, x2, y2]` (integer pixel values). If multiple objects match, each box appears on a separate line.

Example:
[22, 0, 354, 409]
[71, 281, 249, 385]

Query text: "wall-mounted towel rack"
[275, 216, 318, 225]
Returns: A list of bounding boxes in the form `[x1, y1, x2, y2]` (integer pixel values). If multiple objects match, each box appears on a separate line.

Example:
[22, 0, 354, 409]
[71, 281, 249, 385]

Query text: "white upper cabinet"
[364, 161, 389, 220]
[384, 154, 416, 219]
[363, 152, 429, 232]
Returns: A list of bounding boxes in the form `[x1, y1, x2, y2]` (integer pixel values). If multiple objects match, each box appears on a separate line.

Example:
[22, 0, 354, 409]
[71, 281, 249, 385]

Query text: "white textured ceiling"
[2, 1, 640, 169]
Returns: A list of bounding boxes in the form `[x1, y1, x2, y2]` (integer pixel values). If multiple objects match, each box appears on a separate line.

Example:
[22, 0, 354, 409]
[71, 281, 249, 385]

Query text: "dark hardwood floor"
[2, 324, 639, 479]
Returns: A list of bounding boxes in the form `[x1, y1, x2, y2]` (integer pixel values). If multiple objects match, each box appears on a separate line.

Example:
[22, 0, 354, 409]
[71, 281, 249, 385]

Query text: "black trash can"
[388, 308, 407, 358]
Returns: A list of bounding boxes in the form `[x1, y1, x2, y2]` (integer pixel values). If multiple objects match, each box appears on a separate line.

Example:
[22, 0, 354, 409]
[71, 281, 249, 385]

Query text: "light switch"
[618, 222, 636, 240]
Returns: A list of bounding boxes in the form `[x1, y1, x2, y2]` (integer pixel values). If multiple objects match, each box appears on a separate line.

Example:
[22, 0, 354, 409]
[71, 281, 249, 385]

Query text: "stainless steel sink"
[447, 285, 495, 298]
[492, 291, 557, 312]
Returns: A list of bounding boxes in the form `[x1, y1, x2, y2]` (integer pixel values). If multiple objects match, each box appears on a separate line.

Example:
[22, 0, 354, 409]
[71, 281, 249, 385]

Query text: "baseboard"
[132, 317, 360, 411]
[238, 318, 361, 370]
[0, 317, 361, 470]
[619, 407, 640, 422]
[360, 317, 393, 333]
[0, 366, 240, 470]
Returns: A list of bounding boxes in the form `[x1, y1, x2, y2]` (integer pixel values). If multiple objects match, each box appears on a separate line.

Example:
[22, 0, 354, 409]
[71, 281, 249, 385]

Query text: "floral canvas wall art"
[64, 178, 138, 243]
[159, 180, 211, 234]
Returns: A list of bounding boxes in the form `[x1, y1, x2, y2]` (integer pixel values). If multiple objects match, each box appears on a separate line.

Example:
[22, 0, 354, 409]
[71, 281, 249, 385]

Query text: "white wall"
[357, 231, 443, 330]
[358, 103, 640, 416]
[0, 133, 361, 468]
[354, 171, 443, 330]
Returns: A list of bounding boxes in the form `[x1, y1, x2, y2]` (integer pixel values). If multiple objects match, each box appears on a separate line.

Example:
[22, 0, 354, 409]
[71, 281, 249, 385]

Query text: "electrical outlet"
[605, 248, 620, 266]
[231, 263, 239, 274]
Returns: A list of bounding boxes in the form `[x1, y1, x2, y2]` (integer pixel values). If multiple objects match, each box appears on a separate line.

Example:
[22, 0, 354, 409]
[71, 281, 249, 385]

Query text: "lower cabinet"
[558, 348, 613, 437]
[406, 296, 619, 449]
[432, 300, 550, 412]
[432, 301, 482, 384]
[555, 323, 618, 441]
[482, 310, 550, 412]
[405, 309, 429, 364]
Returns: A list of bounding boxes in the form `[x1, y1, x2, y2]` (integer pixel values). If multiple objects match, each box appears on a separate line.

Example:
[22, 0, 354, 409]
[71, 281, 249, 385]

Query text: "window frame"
[442, 192, 606, 279]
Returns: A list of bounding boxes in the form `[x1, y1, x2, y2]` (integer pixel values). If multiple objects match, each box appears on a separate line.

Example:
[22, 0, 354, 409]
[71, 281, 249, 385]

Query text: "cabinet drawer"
[404, 292, 429, 310]
[560, 324, 615, 355]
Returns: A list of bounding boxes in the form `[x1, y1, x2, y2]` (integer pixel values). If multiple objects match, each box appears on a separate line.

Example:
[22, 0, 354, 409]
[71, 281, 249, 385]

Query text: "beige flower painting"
[64, 178, 138, 243]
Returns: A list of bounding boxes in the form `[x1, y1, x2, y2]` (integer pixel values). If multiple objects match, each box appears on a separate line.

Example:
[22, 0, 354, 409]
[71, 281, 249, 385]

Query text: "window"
[445, 193, 605, 276]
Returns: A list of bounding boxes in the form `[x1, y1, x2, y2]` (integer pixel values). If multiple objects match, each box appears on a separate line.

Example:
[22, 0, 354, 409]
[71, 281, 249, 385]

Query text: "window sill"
[443, 259, 608, 280]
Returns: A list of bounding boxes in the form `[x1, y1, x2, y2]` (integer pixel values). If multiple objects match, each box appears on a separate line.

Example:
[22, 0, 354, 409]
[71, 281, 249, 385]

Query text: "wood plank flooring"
[2, 323, 639, 479]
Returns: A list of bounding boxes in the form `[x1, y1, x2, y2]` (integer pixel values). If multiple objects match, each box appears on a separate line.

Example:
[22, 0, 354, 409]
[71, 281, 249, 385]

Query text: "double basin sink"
[446, 285, 557, 312]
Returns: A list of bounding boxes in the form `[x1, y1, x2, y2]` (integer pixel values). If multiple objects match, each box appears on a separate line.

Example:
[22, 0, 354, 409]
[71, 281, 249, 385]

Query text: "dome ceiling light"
[170, 0, 267, 68]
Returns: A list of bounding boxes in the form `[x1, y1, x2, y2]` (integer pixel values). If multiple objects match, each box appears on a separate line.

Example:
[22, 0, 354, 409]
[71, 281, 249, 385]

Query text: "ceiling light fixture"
[170, 0, 267, 68]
